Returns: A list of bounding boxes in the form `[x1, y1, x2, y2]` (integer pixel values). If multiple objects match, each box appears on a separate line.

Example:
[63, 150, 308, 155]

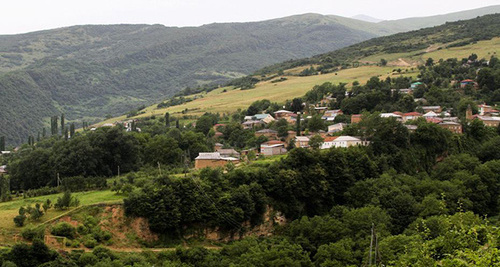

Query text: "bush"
[54, 191, 79, 210]
[77, 224, 88, 235]
[13, 214, 26, 227]
[21, 225, 45, 240]
[78, 253, 98, 266]
[83, 236, 98, 248]
[51, 222, 76, 239]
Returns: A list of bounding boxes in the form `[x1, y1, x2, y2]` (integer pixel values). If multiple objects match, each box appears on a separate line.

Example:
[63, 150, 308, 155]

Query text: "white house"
[328, 123, 347, 133]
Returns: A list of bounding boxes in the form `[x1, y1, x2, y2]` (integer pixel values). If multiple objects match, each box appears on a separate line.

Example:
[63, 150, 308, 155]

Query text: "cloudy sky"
[1, 0, 499, 34]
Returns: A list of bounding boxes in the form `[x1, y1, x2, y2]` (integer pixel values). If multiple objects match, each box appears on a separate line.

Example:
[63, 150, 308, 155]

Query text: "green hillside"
[0, 15, 386, 145]
[98, 14, 500, 125]
[1, 7, 500, 145]
[257, 13, 500, 74]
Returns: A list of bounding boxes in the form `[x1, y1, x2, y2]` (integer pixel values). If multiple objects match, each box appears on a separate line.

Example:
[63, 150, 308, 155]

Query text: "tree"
[290, 98, 304, 113]
[165, 112, 170, 127]
[0, 136, 5, 151]
[296, 113, 301, 135]
[309, 135, 324, 150]
[60, 114, 65, 136]
[69, 123, 75, 138]
[380, 58, 388, 66]
[425, 57, 434, 66]
[307, 115, 325, 132]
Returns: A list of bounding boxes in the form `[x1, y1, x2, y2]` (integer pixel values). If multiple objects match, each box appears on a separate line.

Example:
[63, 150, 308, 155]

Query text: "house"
[214, 143, 224, 151]
[405, 125, 418, 132]
[410, 82, 424, 89]
[423, 111, 439, 118]
[478, 104, 494, 115]
[274, 110, 294, 119]
[0, 165, 7, 174]
[214, 132, 224, 138]
[242, 120, 263, 129]
[380, 113, 403, 121]
[285, 131, 297, 144]
[442, 117, 459, 123]
[1, 151, 11, 155]
[213, 124, 226, 131]
[460, 79, 476, 88]
[314, 107, 328, 114]
[426, 117, 443, 124]
[254, 114, 275, 124]
[335, 136, 367, 148]
[421, 106, 442, 113]
[477, 116, 500, 127]
[328, 123, 347, 133]
[320, 96, 336, 106]
[218, 149, 241, 159]
[295, 136, 310, 148]
[391, 88, 413, 95]
[320, 136, 339, 149]
[255, 129, 279, 140]
[403, 112, 422, 122]
[351, 114, 362, 124]
[260, 141, 287, 156]
[322, 110, 343, 121]
[439, 121, 462, 134]
[194, 153, 239, 169]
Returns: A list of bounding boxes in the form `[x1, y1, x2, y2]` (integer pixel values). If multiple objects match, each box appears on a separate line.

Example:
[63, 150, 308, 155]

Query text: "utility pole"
[57, 173, 62, 187]
[369, 223, 374, 266]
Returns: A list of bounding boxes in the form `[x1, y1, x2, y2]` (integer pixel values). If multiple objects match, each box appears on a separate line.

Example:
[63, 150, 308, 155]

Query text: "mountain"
[379, 5, 500, 32]
[351, 14, 383, 23]
[256, 13, 500, 75]
[0, 15, 387, 145]
[1, 6, 500, 145]
[100, 14, 500, 128]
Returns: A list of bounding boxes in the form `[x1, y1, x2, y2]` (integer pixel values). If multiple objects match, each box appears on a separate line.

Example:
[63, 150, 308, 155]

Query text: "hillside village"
[1, 11, 500, 267]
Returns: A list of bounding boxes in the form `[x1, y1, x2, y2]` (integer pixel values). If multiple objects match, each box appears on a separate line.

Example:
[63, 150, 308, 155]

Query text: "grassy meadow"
[97, 65, 416, 125]
[0, 190, 124, 234]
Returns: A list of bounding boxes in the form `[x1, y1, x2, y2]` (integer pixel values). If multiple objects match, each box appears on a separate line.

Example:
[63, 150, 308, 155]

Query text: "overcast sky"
[1, 0, 499, 34]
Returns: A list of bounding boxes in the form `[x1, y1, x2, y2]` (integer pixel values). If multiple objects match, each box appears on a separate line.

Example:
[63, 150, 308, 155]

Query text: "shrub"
[78, 253, 98, 266]
[51, 222, 76, 239]
[13, 214, 26, 227]
[21, 225, 45, 240]
[83, 236, 98, 248]
[54, 191, 79, 210]
[77, 224, 88, 235]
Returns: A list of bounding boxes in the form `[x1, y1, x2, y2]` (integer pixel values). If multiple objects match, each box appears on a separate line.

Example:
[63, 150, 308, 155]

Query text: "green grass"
[360, 37, 500, 66]
[0, 190, 124, 232]
[97, 65, 416, 125]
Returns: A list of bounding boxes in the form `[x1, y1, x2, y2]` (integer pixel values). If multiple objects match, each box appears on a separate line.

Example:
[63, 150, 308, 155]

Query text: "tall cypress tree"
[176, 119, 180, 129]
[42, 128, 46, 138]
[70, 123, 75, 138]
[64, 128, 69, 141]
[0, 136, 5, 151]
[37, 132, 40, 142]
[60, 114, 65, 136]
[296, 113, 301, 136]
[165, 112, 170, 127]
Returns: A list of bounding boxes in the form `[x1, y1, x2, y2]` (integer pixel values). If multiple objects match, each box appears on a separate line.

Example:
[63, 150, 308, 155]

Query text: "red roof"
[393, 111, 404, 116]
[404, 112, 422, 116]
[426, 118, 442, 124]
[352, 114, 361, 117]
[461, 79, 474, 83]
[323, 136, 339, 142]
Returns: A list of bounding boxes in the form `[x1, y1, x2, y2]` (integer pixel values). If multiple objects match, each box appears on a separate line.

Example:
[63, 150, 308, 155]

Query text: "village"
[191, 80, 500, 169]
